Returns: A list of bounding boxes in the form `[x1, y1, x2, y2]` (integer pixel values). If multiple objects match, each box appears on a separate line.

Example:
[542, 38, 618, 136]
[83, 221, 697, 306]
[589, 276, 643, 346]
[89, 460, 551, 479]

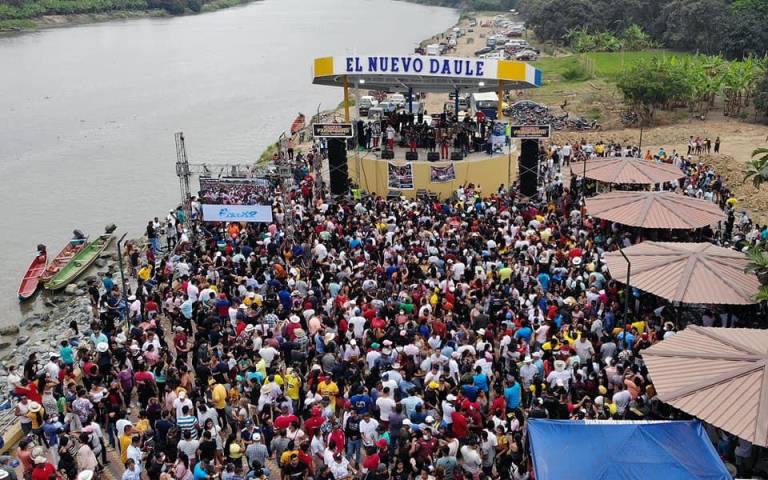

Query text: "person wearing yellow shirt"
[137, 264, 152, 282]
[631, 320, 646, 335]
[284, 368, 302, 406]
[119, 426, 134, 464]
[317, 376, 339, 411]
[210, 378, 228, 426]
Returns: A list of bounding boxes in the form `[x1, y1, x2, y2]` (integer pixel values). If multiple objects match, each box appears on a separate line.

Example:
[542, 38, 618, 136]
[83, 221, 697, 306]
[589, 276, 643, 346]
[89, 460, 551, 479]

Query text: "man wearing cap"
[245, 433, 268, 471]
[30, 455, 54, 480]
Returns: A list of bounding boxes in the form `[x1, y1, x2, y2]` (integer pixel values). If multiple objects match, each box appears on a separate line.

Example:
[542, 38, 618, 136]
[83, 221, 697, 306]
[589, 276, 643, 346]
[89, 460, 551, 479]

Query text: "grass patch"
[257, 141, 279, 165]
[200, 0, 250, 12]
[0, 18, 36, 29]
[534, 50, 694, 83]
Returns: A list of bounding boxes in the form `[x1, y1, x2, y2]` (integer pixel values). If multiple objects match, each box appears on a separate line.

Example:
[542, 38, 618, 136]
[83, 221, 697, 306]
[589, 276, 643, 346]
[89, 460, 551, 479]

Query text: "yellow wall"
[349, 152, 519, 199]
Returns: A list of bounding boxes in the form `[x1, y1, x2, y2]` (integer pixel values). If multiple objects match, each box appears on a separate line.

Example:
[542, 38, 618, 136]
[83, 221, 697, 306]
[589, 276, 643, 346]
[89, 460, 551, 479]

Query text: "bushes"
[0, 0, 214, 21]
[565, 25, 657, 53]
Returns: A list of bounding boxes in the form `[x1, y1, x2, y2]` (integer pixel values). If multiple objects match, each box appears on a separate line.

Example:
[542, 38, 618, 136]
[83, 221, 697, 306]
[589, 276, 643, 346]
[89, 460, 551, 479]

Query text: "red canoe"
[39, 236, 88, 285]
[18, 250, 47, 301]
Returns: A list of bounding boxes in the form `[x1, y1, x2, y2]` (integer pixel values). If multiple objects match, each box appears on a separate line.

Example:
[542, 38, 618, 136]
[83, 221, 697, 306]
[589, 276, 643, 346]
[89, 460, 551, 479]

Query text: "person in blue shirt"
[59, 340, 75, 367]
[461, 378, 480, 402]
[472, 367, 489, 394]
[102, 272, 114, 292]
[515, 323, 533, 343]
[193, 460, 210, 480]
[503, 378, 521, 411]
[349, 391, 372, 414]
[537, 271, 550, 291]
[616, 329, 635, 350]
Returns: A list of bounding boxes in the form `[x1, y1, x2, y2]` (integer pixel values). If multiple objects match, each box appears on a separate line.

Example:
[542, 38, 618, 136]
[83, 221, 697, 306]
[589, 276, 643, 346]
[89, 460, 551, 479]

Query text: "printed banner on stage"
[198, 177, 274, 205]
[430, 164, 456, 183]
[201, 204, 273, 223]
[491, 121, 507, 150]
[387, 162, 414, 190]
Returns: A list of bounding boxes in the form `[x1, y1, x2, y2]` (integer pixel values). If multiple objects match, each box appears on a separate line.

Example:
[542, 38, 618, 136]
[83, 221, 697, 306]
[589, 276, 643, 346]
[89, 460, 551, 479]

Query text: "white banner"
[201, 204, 273, 223]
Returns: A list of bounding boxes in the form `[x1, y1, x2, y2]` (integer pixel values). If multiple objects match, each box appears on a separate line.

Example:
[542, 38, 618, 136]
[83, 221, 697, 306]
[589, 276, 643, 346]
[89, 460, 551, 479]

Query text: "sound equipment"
[519, 139, 539, 198]
[387, 190, 402, 200]
[405, 151, 419, 161]
[450, 151, 463, 161]
[328, 138, 349, 196]
[427, 152, 440, 162]
[381, 149, 395, 159]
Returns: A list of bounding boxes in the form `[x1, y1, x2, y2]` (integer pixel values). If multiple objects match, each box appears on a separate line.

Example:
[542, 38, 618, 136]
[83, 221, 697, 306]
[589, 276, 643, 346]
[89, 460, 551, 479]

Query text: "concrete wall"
[348, 151, 519, 198]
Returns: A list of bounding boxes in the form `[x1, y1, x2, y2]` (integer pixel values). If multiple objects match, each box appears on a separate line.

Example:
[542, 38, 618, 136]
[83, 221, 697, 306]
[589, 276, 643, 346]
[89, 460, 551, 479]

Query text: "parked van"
[388, 93, 406, 108]
[426, 43, 440, 56]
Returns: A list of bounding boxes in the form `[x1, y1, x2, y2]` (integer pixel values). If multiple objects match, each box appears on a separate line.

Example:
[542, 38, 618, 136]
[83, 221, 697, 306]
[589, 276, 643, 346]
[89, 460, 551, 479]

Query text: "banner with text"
[201, 204, 273, 223]
[509, 125, 551, 139]
[313, 123, 354, 138]
[388, 162, 414, 190]
[430, 164, 456, 183]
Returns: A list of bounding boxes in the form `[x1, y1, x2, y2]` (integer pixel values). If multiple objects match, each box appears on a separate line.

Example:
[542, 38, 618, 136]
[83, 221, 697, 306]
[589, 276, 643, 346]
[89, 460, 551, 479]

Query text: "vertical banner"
[491, 121, 507, 151]
[429, 164, 456, 183]
[387, 162, 414, 190]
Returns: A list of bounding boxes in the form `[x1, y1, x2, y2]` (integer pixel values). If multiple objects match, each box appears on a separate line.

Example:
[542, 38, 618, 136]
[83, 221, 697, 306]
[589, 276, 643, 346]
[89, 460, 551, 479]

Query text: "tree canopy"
[520, 0, 768, 59]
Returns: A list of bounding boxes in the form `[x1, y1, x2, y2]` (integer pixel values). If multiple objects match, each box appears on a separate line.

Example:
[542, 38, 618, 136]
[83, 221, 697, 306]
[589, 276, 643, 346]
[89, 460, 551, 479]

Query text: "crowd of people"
[7, 133, 768, 480]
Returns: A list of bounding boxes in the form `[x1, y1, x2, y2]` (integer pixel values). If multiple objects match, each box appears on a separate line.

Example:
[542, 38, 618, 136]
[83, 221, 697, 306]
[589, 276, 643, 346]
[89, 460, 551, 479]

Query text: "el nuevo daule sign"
[509, 125, 551, 139]
[313, 123, 354, 138]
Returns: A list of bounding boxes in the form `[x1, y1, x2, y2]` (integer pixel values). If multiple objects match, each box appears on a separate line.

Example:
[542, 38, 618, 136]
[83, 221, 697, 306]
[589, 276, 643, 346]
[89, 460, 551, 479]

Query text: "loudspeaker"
[427, 152, 440, 162]
[387, 190, 401, 199]
[328, 138, 349, 196]
[381, 149, 395, 159]
[405, 151, 419, 161]
[450, 151, 463, 161]
[519, 139, 539, 198]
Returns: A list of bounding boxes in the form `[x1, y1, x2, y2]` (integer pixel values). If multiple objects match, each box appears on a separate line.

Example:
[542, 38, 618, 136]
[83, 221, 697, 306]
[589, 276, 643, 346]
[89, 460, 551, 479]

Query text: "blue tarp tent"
[528, 419, 730, 480]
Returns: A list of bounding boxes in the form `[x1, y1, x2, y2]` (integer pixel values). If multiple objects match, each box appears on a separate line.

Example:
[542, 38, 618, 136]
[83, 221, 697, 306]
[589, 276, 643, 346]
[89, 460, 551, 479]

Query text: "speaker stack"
[405, 151, 419, 161]
[327, 138, 349, 196]
[381, 149, 395, 159]
[518, 139, 539, 198]
[427, 152, 440, 162]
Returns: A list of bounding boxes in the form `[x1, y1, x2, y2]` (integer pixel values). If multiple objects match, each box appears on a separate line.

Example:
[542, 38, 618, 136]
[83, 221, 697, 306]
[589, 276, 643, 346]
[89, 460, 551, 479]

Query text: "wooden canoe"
[39, 236, 88, 285]
[44, 231, 115, 291]
[18, 251, 47, 301]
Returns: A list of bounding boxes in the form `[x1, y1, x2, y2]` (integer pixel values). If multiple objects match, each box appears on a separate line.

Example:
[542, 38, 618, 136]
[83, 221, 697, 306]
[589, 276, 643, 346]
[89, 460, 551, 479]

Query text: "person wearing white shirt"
[348, 314, 367, 338]
[375, 388, 396, 422]
[359, 414, 379, 447]
[173, 394, 193, 420]
[258, 346, 279, 367]
[186, 282, 199, 304]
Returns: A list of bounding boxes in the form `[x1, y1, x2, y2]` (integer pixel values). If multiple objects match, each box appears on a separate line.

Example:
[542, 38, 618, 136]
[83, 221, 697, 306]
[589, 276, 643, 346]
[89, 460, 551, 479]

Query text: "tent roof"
[528, 419, 730, 480]
[570, 157, 683, 184]
[312, 55, 541, 93]
[643, 326, 768, 447]
[584, 191, 724, 229]
[604, 241, 760, 305]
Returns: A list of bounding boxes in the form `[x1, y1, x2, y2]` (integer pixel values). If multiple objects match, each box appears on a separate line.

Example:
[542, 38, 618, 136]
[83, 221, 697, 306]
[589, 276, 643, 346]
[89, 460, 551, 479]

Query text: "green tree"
[616, 58, 692, 124]
[744, 247, 768, 302]
[521, 0, 596, 43]
[745, 148, 768, 189]
[755, 71, 768, 117]
[658, 0, 727, 53]
[722, 0, 768, 59]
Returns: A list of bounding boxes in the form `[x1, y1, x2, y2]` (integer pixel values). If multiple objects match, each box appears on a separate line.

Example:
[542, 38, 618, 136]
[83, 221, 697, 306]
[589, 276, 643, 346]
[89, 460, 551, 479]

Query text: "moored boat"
[44, 226, 117, 291]
[39, 231, 89, 285]
[18, 246, 47, 301]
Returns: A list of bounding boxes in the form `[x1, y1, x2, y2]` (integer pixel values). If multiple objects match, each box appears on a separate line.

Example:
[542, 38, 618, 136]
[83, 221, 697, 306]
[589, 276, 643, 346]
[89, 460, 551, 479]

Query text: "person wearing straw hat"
[26, 402, 46, 448]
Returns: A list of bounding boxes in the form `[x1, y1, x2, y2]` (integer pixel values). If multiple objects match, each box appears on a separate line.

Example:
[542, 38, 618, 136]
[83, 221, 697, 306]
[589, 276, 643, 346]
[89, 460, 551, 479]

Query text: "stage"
[345, 144, 519, 199]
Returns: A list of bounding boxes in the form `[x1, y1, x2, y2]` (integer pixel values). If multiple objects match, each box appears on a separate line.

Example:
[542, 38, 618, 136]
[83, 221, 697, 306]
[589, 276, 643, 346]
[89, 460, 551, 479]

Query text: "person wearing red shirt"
[490, 390, 506, 417]
[362, 449, 380, 474]
[303, 410, 325, 437]
[275, 407, 299, 430]
[450, 410, 468, 439]
[328, 423, 346, 454]
[31, 458, 55, 480]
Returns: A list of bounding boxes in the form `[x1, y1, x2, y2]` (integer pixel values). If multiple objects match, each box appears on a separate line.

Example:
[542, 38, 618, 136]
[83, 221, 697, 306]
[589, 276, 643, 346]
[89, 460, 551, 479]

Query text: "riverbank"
[0, 0, 254, 32]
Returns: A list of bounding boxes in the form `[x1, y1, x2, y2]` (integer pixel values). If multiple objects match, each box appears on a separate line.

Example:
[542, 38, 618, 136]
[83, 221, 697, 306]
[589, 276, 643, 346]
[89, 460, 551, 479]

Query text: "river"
[0, 0, 457, 325]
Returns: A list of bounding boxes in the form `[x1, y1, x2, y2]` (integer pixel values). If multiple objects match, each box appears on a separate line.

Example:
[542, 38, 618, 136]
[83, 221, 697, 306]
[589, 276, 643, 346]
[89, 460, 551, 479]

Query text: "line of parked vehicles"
[474, 17, 539, 61]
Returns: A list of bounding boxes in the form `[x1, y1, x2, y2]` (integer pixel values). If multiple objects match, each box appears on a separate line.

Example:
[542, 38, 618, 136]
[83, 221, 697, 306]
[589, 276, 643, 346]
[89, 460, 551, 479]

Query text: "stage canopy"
[528, 419, 730, 480]
[312, 55, 542, 93]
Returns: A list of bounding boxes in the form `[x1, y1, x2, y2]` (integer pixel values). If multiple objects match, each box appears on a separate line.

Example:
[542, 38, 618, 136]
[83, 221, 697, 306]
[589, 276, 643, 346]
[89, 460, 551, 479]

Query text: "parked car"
[474, 47, 493, 56]
[515, 50, 538, 61]
[388, 93, 406, 107]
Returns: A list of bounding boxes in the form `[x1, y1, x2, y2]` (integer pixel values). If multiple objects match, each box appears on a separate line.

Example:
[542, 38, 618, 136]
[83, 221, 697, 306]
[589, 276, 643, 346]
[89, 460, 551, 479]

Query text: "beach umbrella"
[584, 191, 725, 229]
[604, 241, 760, 305]
[570, 157, 683, 185]
[643, 325, 768, 446]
